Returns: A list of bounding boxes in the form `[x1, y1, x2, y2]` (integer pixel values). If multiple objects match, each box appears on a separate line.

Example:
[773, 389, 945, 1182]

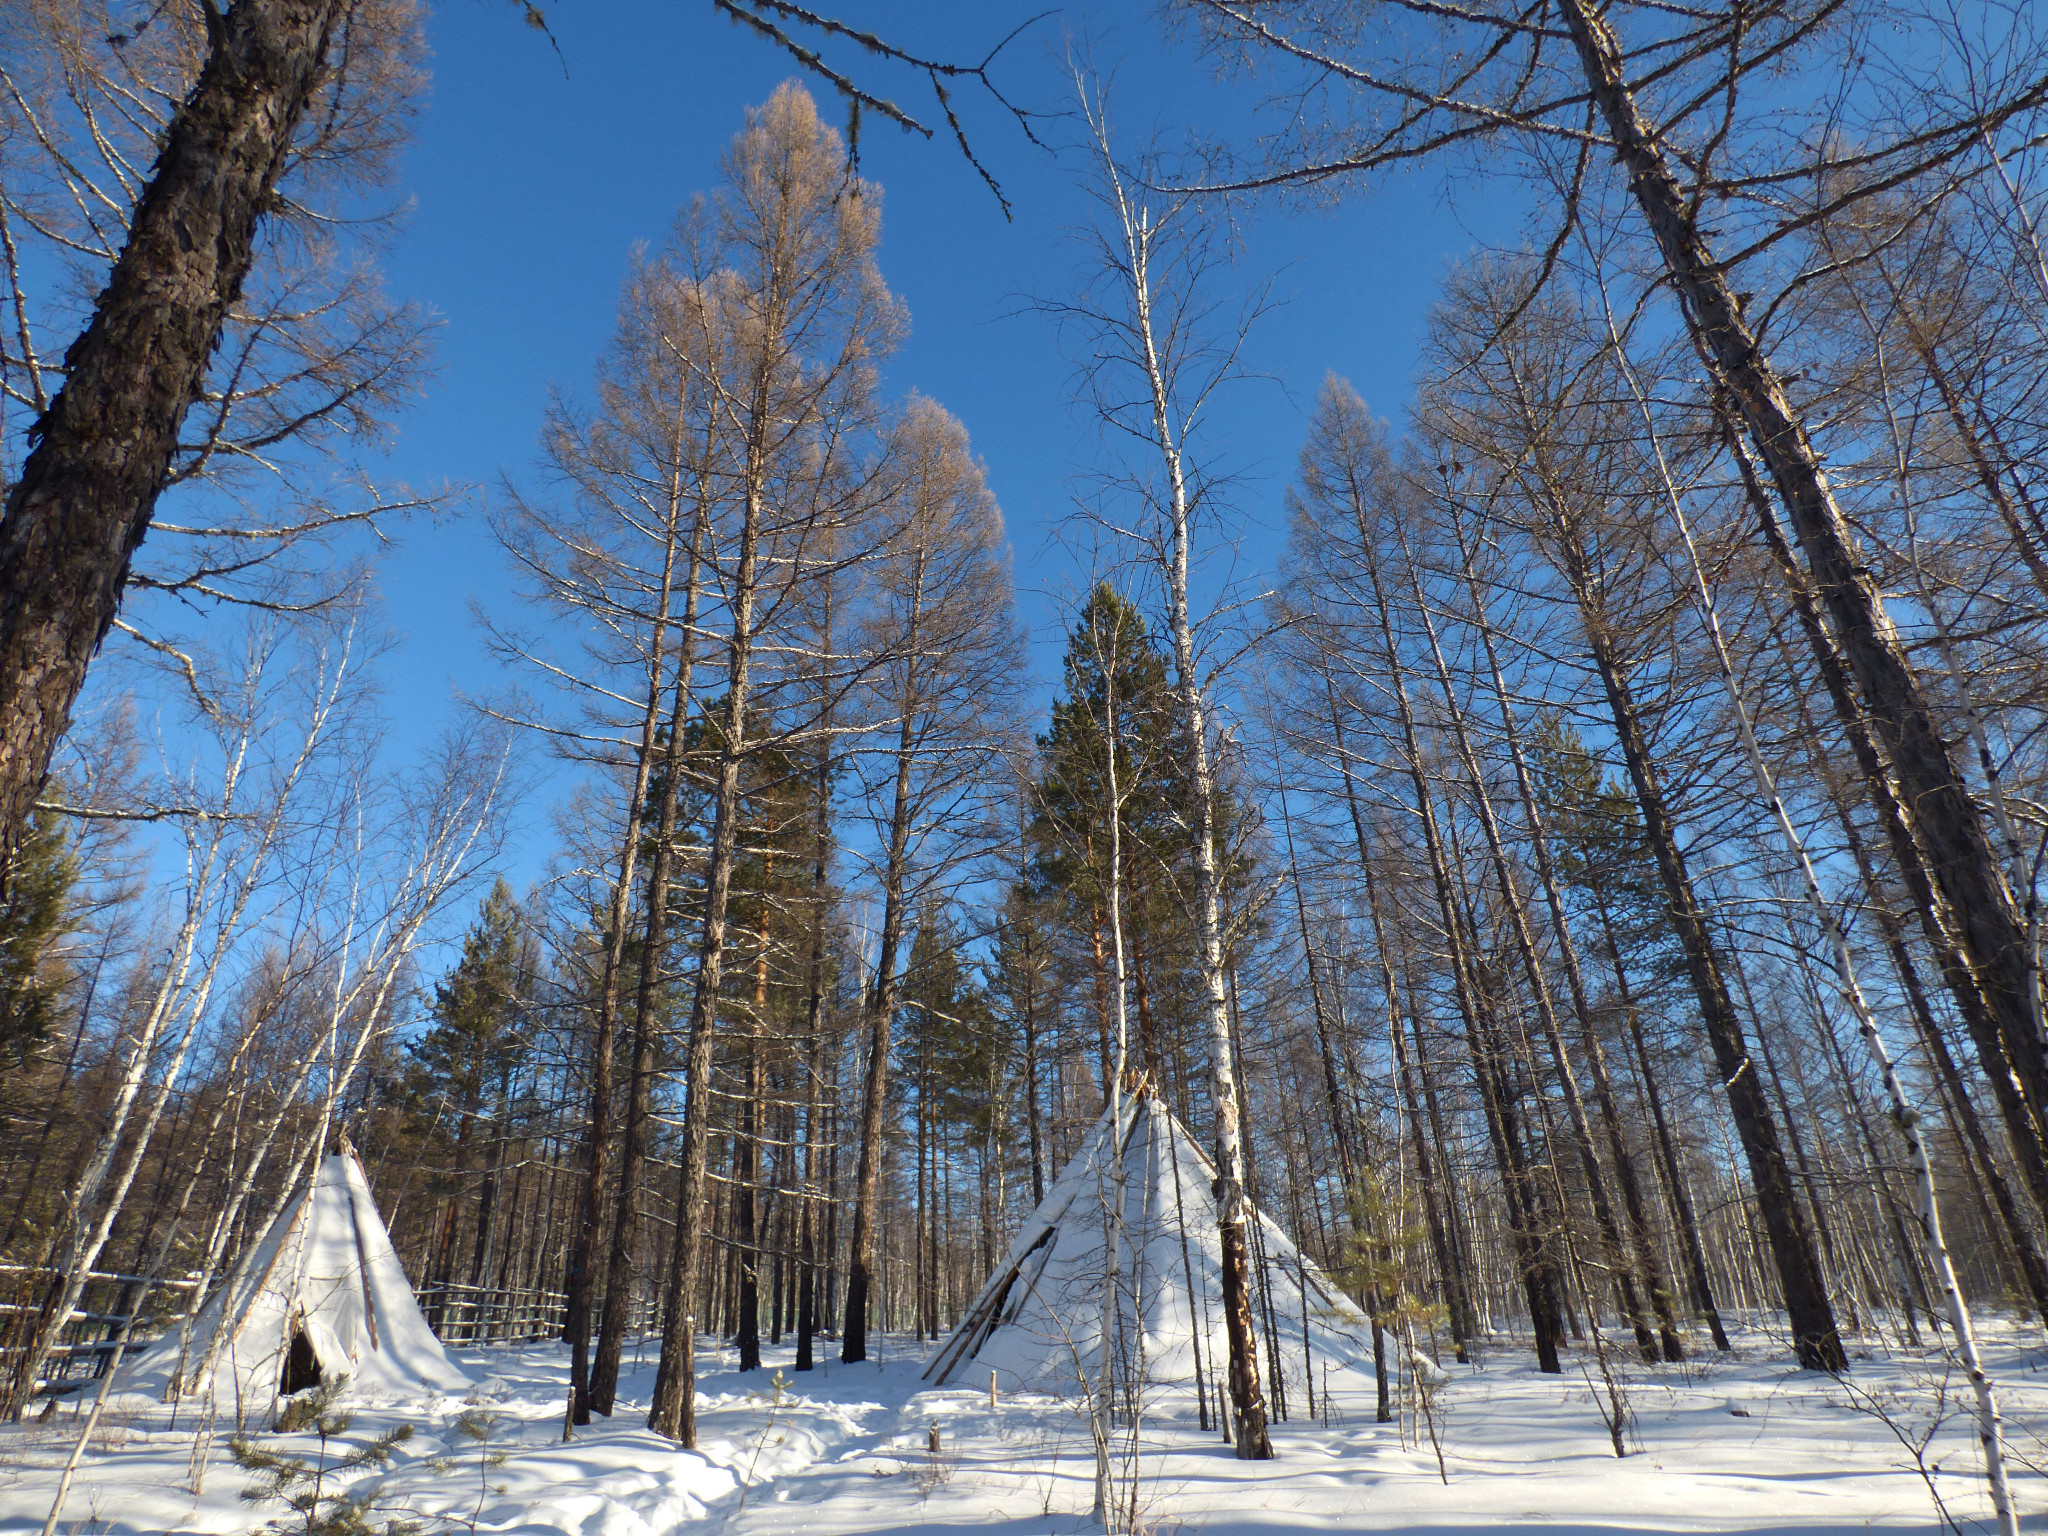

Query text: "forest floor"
[0, 1318, 2042, 1534]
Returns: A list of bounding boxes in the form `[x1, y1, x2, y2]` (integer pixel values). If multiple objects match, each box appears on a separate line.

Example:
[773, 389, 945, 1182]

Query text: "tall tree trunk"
[0, 0, 349, 869]
[795, 658, 835, 1373]
[737, 897, 770, 1371]
[1577, 606, 1844, 1369]
[842, 700, 918, 1364]
[1595, 896, 1731, 1351]
[1324, 679, 1476, 1358]
[647, 461, 765, 1445]
[1726, 427, 2048, 1230]
[1021, 921, 1046, 1207]
[1405, 518, 1657, 1363]
[1774, 633, 2048, 1322]
[564, 563, 678, 1424]
[1351, 528, 1567, 1370]
[590, 492, 707, 1415]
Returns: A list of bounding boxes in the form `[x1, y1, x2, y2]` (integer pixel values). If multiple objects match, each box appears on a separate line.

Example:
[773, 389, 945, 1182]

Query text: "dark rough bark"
[1727, 428, 2048, 1232]
[1560, 0, 2048, 1248]
[737, 913, 769, 1373]
[795, 726, 833, 1373]
[736, 1065, 762, 1370]
[0, 0, 348, 870]
[842, 707, 916, 1364]
[1021, 928, 1045, 1208]
[648, 476, 763, 1444]
[591, 505, 704, 1416]
[1766, 614, 2048, 1323]
[1459, 937, 1568, 1374]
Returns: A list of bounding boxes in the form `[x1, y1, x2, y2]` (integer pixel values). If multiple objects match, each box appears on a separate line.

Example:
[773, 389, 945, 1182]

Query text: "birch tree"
[1058, 72, 1274, 1455]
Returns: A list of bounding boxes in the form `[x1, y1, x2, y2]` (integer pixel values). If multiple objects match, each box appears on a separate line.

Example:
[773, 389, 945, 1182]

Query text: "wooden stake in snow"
[1600, 299, 2019, 1536]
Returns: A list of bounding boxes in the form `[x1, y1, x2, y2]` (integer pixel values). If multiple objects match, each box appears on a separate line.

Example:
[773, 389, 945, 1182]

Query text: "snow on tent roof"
[130, 1146, 471, 1415]
[925, 1087, 1380, 1404]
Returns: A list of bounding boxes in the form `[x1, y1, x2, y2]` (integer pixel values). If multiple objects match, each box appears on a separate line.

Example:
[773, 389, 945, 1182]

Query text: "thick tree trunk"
[1727, 430, 2048, 1230]
[0, 0, 348, 869]
[1773, 637, 2048, 1322]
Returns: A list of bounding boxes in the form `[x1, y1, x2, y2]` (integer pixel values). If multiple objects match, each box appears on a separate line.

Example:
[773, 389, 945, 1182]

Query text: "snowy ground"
[2, 1319, 2042, 1534]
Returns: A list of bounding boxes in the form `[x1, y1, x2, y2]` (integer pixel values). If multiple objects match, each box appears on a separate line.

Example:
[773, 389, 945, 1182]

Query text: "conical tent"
[130, 1146, 471, 1411]
[926, 1088, 1381, 1408]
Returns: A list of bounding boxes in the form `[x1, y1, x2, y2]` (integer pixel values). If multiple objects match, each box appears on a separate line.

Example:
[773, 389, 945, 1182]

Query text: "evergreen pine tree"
[0, 806, 75, 1069]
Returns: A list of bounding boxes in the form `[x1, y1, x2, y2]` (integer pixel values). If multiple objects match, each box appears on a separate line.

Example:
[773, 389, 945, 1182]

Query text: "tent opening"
[281, 1323, 322, 1395]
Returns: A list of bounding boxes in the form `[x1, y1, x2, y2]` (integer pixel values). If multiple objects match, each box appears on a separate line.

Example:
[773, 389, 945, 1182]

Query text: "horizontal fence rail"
[0, 1266, 199, 1394]
[417, 1282, 663, 1347]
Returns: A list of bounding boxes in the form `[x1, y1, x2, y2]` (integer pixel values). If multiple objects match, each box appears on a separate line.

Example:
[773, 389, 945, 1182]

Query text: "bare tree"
[0, 0, 1036, 881]
[840, 396, 1022, 1362]
[645, 82, 904, 1445]
[1053, 69, 1275, 1456]
[1175, 0, 2048, 1257]
[0, 0, 429, 871]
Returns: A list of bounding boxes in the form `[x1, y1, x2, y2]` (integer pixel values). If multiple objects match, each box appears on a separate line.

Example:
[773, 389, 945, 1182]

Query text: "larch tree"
[0, 0, 1033, 879]
[489, 239, 722, 1425]
[1174, 0, 2048, 1286]
[841, 395, 1022, 1363]
[647, 82, 904, 1443]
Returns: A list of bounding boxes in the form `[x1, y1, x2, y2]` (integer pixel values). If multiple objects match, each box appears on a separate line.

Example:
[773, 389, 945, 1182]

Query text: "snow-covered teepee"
[130, 1141, 470, 1411]
[926, 1085, 1379, 1407]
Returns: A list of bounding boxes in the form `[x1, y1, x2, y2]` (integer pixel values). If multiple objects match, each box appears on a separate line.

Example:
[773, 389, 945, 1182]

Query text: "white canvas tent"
[926, 1087, 1381, 1411]
[130, 1144, 470, 1411]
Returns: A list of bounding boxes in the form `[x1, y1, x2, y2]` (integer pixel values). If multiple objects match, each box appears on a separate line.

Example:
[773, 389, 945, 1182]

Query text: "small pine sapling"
[230, 1378, 417, 1536]
[734, 1369, 791, 1515]
[429, 1404, 510, 1535]
[1339, 1167, 1449, 1439]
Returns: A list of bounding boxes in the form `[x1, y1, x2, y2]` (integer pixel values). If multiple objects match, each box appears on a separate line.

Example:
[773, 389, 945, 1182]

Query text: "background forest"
[3, 4, 2048, 1525]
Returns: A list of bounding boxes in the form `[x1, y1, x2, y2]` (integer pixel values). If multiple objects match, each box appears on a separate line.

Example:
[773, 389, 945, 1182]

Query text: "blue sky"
[365, 0, 1518, 883]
